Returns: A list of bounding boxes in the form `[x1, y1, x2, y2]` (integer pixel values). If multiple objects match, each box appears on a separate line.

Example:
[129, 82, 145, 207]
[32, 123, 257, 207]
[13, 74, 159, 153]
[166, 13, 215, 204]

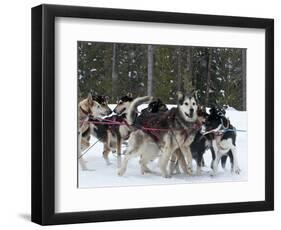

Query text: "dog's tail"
[127, 96, 153, 125]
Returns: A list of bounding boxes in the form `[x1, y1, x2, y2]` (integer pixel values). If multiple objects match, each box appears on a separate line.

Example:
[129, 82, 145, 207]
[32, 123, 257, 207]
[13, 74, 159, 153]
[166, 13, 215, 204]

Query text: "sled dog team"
[78, 91, 241, 178]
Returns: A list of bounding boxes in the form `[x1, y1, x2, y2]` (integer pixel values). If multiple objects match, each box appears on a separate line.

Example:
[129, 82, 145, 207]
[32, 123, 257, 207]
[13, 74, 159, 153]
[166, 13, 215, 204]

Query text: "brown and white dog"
[78, 92, 112, 170]
[86, 93, 136, 167]
[82, 93, 152, 167]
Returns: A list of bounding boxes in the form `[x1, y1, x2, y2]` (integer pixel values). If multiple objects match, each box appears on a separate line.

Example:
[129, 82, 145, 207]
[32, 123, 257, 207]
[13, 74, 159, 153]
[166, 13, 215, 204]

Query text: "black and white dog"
[168, 106, 238, 176]
[202, 107, 240, 175]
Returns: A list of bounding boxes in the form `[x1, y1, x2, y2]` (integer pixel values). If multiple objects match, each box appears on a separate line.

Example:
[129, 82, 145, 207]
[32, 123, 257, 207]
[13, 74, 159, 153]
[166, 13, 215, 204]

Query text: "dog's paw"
[162, 173, 172, 178]
[210, 171, 217, 177]
[117, 158, 122, 168]
[106, 161, 112, 166]
[187, 168, 193, 176]
[141, 168, 151, 175]
[196, 169, 202, 176]
[234, 168, 241, 175]
[118, 168, 125, 176]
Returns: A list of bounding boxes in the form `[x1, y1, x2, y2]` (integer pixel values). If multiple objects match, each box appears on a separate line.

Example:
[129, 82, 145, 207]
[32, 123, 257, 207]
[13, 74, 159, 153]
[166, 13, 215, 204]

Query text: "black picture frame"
[31, 4, 274, 225]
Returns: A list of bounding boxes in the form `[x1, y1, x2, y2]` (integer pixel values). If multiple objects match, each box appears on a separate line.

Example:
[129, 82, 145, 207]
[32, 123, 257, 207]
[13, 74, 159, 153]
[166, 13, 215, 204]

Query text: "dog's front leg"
[171, 149, 190, 175]
[168, 152, 179, 176]
[210, 140, 219, 175]
[181, 146, 193, 175]
[159, 134, 172, 178]
[78, 131, 89, 170]
[159, 151, 171, 178]
[177, 152, 188, 175]
[230, 145, 241, 174]
[139, 155, 152, 174]
[103, 144, 111, 165]
[211, 154, 221, 176]
[210, 138, 221, 176]
[103, 131, 112, 165]
[159, 137, 172, 178]
[196, 157, 203, 176]
[116, 136, 122, 168]
[118, 149, 139, 176]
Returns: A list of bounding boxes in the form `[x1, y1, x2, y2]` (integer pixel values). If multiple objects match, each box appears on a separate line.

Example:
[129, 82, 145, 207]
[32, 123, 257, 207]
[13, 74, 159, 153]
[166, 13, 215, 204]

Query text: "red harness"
[140, 122, 202, 142]
[82, 114, 202, 143]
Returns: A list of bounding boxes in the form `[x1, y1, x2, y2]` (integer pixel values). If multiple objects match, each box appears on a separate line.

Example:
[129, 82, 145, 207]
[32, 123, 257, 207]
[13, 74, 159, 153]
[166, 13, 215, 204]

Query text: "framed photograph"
[31, 4, 274, 225]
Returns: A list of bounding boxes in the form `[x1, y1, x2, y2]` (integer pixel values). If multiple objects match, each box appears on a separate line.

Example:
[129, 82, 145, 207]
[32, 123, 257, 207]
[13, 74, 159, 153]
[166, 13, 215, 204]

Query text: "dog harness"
[137, 108, 202, 142]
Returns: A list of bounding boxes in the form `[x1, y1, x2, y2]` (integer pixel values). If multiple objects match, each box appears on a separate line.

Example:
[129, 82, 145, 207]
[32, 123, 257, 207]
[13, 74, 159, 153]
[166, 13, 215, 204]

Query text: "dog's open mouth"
[185, 112, 193, 118]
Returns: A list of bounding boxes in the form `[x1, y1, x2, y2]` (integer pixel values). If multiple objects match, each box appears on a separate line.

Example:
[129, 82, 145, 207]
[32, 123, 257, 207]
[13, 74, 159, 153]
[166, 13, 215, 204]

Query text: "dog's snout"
[190, 108, 194, 114]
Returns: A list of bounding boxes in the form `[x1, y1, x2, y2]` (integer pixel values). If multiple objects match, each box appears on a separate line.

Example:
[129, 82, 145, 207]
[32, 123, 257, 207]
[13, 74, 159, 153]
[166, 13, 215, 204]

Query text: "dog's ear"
[104, 96, 109, 102]
[201, 105, 206, 113]
[126, 93, 133, 98]
[197, 106, 203, 116]
[176, 91, 184, 104]
[193, 90, 199, 101]
[197, 106, 206, 117]
[87, 93, 93, 103]
[209, 106, 216, 115]
[222, 105, 227, 114]
[222, 117, 229, 128]
[89, 89, 95, 98]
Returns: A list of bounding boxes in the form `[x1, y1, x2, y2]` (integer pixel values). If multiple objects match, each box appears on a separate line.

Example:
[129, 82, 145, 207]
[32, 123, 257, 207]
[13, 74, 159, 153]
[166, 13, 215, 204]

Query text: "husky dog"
[118, 91, 201, 178]
[86, 94, 153, 167]
[88, 93, 135, 167]
[170, 106, 236, 176]
[112, 93, 136, 145]
[168, 106, 211, 176]
[202, 107, 240, 175]
[78, 92, 112, 170]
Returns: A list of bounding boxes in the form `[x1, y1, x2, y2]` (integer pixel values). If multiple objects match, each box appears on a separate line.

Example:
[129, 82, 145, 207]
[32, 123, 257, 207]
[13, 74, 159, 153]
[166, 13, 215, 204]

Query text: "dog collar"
[80, 106, 91, 116]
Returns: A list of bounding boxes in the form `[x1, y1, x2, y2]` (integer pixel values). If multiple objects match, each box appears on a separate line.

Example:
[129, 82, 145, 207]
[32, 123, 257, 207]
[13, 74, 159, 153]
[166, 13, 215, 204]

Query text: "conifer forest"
[78, 41, 246, 110]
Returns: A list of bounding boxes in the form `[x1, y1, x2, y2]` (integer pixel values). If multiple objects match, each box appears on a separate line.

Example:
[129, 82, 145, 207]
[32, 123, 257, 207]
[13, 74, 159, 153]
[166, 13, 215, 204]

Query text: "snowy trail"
[78, 105, 247, 188]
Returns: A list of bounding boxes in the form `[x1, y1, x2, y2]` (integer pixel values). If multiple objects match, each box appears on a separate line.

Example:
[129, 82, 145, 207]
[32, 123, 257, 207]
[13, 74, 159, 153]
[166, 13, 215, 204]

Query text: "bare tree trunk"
[205, 49, 212, 106]
[112, 43, 117, 98]
[147, 45, 154, 96]
[176, 47, 182, 91]
[186, 47, 193, 89]
[242, 49, 247, 111]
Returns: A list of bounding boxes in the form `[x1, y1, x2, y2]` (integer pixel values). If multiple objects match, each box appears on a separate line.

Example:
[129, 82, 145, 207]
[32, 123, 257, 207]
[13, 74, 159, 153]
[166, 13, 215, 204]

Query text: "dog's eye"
[193, 102, 196, 106]
[185, 102, 189, 106]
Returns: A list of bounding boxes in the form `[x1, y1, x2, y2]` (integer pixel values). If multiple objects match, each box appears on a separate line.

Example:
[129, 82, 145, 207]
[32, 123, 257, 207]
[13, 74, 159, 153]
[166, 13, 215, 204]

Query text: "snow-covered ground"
[78, 104, 247, 188]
